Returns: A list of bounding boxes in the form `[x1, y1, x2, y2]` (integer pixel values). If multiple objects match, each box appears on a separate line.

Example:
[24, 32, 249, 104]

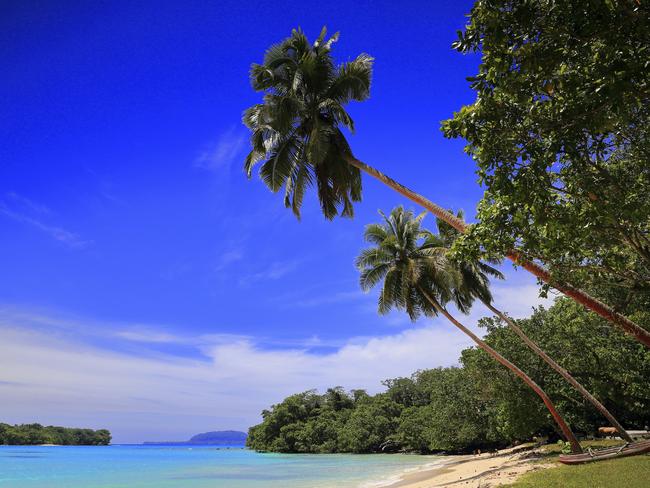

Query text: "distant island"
[143, 430, 247, 446]
[0, 423, 111, 445]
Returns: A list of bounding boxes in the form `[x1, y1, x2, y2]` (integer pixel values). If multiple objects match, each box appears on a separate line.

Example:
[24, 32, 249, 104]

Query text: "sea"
[0, 445, 444, 488]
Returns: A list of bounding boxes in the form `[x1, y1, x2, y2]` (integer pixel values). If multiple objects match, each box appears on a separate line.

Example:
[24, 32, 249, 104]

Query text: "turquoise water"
[0, 445, 442, 488]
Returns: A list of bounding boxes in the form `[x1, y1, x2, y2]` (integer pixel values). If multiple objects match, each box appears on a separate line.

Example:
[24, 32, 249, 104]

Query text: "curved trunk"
[509, 252, 650, 347]
[482, 300, 632, 442]
[418, 288, 582, 454]
[345, 155, 650, 348]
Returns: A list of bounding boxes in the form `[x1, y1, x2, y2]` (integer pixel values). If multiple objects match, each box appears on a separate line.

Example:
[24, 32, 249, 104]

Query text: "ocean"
[0, 445, 442, 487]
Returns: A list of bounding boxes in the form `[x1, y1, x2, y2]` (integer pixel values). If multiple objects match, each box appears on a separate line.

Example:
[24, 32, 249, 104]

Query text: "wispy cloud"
[6, 192, 51, 214]
[0, 312, 472, 443]
[194, 128, 247, 173]
[83, 167, 129, 207]
[0, 202, 92, 249]
[0, 195, 91, 249]
[291, 290, 366, 308]
[0, 276, 553, 443]
[214, 249, 244, 273]
[238, 259, 301, 286]
[114, 328, 188, 344]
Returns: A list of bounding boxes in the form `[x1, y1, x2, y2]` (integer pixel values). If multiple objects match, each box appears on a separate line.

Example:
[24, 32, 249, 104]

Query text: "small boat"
[559, 439, 650, 465]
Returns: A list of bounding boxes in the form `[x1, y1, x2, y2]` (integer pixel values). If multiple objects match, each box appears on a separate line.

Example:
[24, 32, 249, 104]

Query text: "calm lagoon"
[0, 445, 442, 488]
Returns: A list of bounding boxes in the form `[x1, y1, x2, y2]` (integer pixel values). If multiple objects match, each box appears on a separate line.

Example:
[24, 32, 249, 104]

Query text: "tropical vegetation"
[0, 423, 111, 445]
[247, 298, 650, 453]
[437, 213, 632, 442]
[247, 298, 650, 454]
[442, 0, 650, 346]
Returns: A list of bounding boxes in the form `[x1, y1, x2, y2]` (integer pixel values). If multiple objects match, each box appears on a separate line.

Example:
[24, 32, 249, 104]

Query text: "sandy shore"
[386, 444, 554, 488]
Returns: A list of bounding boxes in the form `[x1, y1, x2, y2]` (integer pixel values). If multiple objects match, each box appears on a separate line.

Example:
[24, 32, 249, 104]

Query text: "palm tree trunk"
[417, 287, 583, 454]
[345, 155, 650, 348]
[481, 300, 633, 442]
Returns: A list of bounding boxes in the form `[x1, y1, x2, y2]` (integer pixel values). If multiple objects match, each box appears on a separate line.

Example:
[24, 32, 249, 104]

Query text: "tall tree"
[442, 1, 650, 338]
[355, 206, 582, 453]
[243, 27, 650, 347]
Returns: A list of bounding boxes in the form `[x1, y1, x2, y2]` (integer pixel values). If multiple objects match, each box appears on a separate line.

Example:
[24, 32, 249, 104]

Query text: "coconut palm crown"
[243, 27, 373, 219]
[435, 210, 504, 310]
[356, 206, 494, 320]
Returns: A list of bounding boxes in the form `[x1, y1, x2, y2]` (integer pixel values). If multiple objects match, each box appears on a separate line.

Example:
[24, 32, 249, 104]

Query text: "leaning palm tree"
[436, 211, 632, 442]
[243, 27, 650, 347]
[356, 206, 582, 453]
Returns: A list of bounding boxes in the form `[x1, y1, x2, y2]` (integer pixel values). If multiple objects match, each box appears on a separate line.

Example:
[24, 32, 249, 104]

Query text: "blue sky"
[1, 0, 552, 443]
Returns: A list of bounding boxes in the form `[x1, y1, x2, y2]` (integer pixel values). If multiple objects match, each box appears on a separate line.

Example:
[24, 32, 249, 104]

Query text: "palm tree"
[243, 27, 650, 348]
[356, 206, 582, 454]
[436, 212, 632, 442]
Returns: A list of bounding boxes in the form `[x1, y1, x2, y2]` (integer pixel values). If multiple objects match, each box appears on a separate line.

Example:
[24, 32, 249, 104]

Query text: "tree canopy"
[442, 0, 650, 299]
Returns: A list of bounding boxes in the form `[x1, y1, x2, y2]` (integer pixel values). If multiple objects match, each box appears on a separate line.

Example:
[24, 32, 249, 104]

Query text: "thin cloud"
[0, 306, 320, 351]
[115, 329, 188, 344]
[0, 278, 552, 443]
[0, 199, 91, 249]
[0, 316, 471, 443]
[290, 290, 366, 308]
[194, 128, 247, 173]
[238, 259, 301, 286]
[6, 192, 51, 214]
[214, 249, 244, 273]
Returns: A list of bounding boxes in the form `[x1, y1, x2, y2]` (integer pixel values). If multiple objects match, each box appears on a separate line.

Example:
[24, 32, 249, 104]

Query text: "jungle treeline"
[247, 298, 650, 454]
[0, 423, 112, 446]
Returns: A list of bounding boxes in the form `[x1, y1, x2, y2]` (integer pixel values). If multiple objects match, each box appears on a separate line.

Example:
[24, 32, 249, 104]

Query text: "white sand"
[385, 444, 555, 488]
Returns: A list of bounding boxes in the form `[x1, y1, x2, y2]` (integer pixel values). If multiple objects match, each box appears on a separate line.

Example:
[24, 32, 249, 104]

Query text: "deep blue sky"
[1, 1, 550, 442]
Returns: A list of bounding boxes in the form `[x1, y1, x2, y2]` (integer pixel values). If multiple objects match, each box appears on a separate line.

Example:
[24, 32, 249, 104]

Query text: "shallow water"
[0, 445, 442, 488]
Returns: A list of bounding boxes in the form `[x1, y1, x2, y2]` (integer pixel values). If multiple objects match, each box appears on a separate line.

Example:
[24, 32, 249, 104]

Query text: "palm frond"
[284, 149, 312, 218]
[327, 54, 374, 103]
[359, 264, 390, 291]
[355, 247, 392, 269]
[362, 223, 388, 244]
[259, 136, 301, 192]
[322, 31, 340, 51]
[378, 267, 400, 315]
[477, 261, 504, 280]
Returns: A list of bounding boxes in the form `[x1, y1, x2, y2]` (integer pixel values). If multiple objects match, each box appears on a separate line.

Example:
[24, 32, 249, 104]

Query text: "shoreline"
[382, 444, 554, 488]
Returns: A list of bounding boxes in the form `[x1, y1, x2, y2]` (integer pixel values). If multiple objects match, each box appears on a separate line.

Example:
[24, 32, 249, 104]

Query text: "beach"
[386, 445, 553, 488]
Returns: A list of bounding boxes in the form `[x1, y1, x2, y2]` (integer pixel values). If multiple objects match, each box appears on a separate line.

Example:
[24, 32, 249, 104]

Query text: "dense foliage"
[442, 0, 650, 298]
[247, 298, 650, 453]
[0, 423, 111, 446]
